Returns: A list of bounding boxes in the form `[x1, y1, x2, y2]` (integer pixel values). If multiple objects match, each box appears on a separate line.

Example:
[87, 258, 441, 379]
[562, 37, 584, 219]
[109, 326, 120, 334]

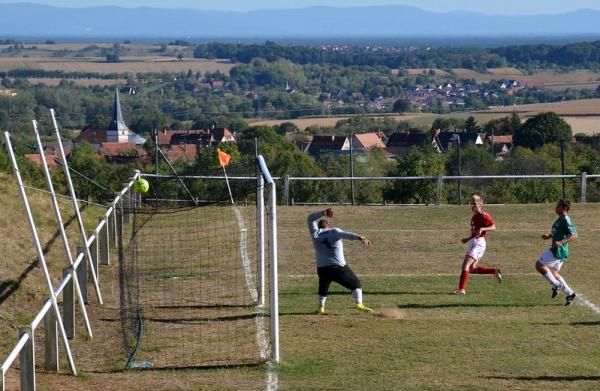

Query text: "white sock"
[352, 288, 363, 305]
[543, 271, 559, 286]
[318, 296, 327, 308]
[557, 276, 574, 296]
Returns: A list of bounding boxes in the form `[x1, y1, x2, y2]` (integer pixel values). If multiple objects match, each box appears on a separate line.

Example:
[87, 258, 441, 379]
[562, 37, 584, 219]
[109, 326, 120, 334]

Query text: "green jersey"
[550, 215, 577, 260]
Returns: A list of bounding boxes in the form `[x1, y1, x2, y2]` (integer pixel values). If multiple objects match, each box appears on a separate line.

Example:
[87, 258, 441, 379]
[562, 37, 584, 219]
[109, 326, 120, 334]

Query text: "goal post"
[118, 154, 279, 368]
[257, 155, 279, 363]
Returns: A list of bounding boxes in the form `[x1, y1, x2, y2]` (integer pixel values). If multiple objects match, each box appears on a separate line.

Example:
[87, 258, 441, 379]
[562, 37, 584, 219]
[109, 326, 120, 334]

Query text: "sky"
[2, 0, 600, 14]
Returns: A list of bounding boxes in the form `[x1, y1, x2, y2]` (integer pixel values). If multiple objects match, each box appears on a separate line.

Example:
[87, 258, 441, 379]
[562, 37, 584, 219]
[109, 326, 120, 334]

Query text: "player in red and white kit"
[454, 195, 502, 294]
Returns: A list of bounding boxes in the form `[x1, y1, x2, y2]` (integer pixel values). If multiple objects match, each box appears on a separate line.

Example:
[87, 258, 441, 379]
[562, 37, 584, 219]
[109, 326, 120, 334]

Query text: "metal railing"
[280, 173, 600, 205]
[1, 128, 139, 390]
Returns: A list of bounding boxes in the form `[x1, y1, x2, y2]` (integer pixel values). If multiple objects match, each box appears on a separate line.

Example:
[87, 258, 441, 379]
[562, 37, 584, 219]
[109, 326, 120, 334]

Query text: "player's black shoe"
[565, 293, 576, 306]
[551, 284, 561, 299]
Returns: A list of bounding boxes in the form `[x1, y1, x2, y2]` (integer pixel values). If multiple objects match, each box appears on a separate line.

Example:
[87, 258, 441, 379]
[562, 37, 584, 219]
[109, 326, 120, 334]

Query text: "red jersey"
[471, 211, 494, 238]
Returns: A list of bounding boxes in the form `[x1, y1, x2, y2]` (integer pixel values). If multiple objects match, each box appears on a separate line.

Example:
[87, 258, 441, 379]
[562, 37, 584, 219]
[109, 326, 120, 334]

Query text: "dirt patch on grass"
[375, 306, 406, 320]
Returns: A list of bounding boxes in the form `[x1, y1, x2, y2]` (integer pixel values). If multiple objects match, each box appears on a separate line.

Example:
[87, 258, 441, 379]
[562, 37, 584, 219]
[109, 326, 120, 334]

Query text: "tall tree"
[464, 116, 481, 132]
[513, 112, 572, 149]
[393, 98, 413, 115]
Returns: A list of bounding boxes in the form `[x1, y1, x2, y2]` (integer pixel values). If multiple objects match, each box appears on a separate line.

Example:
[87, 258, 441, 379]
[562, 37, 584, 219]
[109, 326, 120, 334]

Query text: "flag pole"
[222, 165, 234, 205]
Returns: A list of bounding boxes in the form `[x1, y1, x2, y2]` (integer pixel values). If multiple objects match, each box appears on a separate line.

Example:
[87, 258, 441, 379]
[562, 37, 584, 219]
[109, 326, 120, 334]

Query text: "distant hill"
[2, 3, 600, 38]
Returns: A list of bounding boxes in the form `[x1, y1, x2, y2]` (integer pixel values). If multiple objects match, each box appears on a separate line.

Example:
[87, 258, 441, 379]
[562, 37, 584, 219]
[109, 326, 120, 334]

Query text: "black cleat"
[565, 293, 577, 306]
[551, 284, 561, 299]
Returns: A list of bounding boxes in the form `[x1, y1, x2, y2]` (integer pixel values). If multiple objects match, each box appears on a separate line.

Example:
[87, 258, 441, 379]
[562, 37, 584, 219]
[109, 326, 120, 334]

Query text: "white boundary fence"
[280, 173, 600, 205]
[1, 115, 140, 391]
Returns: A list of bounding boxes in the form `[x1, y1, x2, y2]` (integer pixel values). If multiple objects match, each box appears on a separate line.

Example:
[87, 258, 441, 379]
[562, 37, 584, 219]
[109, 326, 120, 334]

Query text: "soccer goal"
[118, 155, 278, 368]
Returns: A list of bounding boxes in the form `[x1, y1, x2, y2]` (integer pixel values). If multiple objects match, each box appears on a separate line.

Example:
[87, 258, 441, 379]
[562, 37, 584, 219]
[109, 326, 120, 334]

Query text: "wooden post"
[435, 174, 443, 206]
[76, 247, 88, 305]
[122, 190, 130, 225]
[98, 219, 110, 266]
[283, 175, 290, 206]
[116, 201, 123, 250]
[88, 232, 98, 283]
[62, 268, 75, 339]
[581, 172, 587, 203]
[44, 307, 59, 372]
[110, 207, 117, 249]
[19, 327, 35, 391]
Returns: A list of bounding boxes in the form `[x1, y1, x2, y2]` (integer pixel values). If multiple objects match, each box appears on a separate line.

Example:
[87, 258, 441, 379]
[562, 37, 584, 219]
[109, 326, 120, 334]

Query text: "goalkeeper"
[307, 208, 373, 314]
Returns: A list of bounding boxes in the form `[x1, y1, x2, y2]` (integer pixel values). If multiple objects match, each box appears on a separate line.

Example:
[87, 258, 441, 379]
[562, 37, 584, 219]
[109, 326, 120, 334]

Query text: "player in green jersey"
[535, 199, 578, 306]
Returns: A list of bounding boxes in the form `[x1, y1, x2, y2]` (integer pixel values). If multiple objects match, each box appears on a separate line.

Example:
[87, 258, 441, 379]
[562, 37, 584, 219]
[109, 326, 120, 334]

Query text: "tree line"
[194, 40, 600, 70]
[4, 110, 600, 206]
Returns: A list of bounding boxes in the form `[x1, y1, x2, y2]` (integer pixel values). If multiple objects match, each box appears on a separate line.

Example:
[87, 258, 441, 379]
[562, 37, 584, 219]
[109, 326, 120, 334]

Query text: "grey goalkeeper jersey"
[307, 211, 360, 268]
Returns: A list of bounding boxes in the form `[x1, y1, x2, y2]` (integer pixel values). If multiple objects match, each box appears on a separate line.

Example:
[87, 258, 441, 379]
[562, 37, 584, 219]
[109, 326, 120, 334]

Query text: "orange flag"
[217, 148, 231, 167]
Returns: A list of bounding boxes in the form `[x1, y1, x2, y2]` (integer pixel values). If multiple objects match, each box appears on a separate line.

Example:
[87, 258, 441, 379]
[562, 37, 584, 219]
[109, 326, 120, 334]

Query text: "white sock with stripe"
[557, 276, 574, 296]
[543, 271, 559, 286]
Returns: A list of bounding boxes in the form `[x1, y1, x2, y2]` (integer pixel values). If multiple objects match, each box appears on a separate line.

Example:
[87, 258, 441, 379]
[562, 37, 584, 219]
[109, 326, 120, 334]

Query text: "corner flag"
[217, 148, 231, 167]
[217, 148, 234, 204]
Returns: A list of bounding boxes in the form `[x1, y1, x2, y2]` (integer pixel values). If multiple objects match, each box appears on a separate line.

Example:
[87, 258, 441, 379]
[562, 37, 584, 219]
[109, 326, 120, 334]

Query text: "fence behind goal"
[119, 156, 278, 368]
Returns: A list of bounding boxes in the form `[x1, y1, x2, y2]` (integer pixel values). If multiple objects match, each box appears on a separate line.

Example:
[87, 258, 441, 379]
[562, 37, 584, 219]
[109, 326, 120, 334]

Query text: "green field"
[4, 202, 600, 390]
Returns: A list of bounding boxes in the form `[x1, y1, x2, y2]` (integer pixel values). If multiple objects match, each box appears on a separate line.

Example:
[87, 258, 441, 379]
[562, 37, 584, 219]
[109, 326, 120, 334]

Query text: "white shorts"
[466, 237, 486, 261]
[538, 248, 564, 271]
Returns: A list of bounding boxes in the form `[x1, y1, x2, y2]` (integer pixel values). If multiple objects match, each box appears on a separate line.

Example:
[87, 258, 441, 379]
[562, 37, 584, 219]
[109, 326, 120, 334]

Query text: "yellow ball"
[134, 178, 150, 193]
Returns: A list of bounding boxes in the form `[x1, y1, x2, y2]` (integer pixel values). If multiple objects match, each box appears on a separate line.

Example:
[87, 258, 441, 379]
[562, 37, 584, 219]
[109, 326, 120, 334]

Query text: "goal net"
[118, 156, 277, 368]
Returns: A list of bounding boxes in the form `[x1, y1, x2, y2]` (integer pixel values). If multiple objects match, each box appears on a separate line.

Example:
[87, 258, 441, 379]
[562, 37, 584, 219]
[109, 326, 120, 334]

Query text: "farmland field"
[403, 67, 600, 89]
[26, 77, 127, 86]
[0, 56, 234, 74]
[5, 197, 600, 390]
[250, 98, 600, 134]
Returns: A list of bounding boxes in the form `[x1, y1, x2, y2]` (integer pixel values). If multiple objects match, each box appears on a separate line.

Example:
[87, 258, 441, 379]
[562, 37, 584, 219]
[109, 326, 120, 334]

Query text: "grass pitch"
[6, 202, 600, 390]
[274, 204, 600, 390]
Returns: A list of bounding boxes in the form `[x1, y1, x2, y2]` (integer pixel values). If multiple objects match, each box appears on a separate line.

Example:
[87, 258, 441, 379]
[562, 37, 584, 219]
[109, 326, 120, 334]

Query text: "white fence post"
[257, 174, 265, 307]
[50, 110, 103, 305]
[44, 307, 58, 372]
[4, 131, 77, 375]
[269, 181, 279, 363]
[32, 120, 94, 338]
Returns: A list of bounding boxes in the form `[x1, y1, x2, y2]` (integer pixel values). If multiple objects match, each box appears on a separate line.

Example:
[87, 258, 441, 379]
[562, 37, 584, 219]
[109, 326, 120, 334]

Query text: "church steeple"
[107, 88, 130, 143]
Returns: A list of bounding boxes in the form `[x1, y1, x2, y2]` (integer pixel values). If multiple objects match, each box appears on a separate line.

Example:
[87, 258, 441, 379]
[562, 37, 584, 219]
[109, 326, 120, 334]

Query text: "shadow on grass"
[398, 303, 555, 309]
[142, 313, 259, 323]
[489, 375, 600, 382]
[570, 321, 600, 326]
[0, 209, 82, 306]
[38, 362, 264, 374]
[281, 291, 449, 296]
[151, 304, 255, 309]
[280, 311, 347, 316]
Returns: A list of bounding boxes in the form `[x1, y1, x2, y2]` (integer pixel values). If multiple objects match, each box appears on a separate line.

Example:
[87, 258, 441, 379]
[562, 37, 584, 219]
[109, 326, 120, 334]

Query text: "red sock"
[459, 271, 470, 290]
[472, 266, 496, 275]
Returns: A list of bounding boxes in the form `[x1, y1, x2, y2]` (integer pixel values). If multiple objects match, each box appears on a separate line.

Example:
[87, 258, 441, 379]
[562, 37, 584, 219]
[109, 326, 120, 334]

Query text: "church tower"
[106, 89, 130, 143]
